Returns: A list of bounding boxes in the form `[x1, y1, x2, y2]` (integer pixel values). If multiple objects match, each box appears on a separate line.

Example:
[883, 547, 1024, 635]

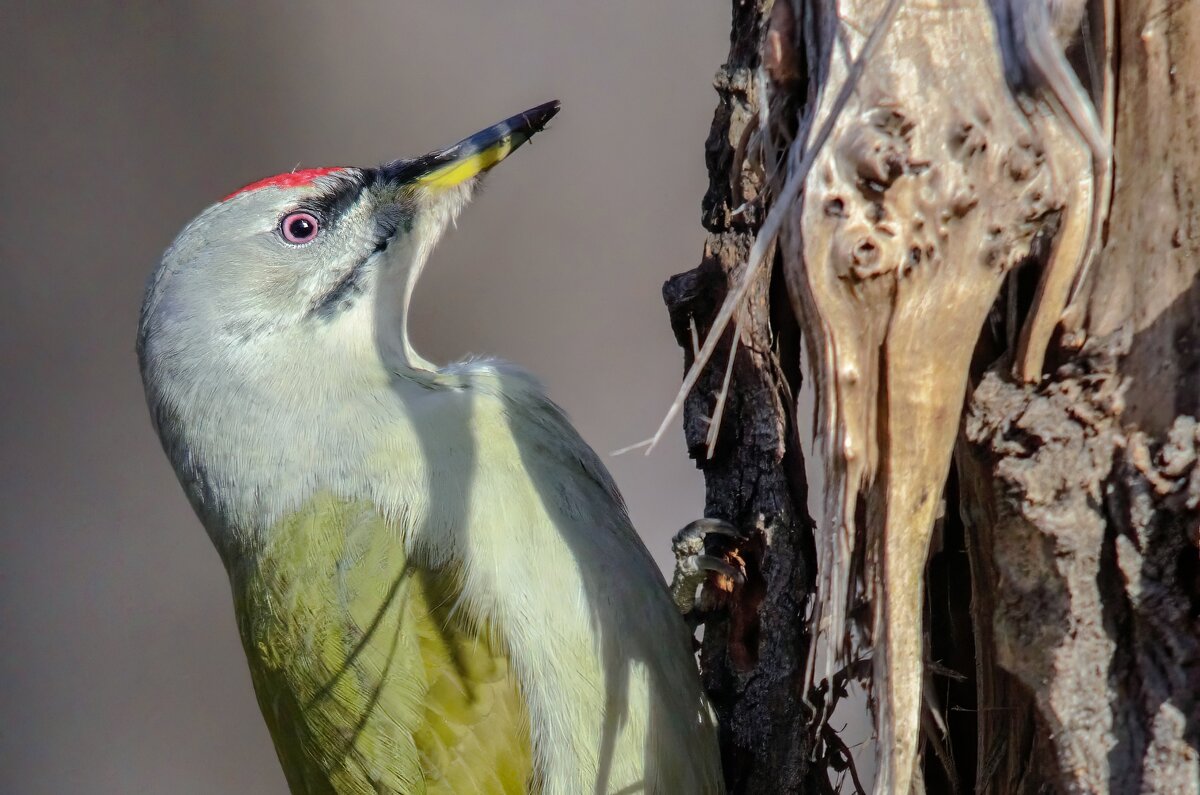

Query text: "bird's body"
[138, 103, 721, 794]
[236, 496, 532, 794]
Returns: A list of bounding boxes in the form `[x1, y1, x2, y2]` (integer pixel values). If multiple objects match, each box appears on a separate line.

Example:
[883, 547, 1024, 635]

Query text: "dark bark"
[662, 1, 821, 791]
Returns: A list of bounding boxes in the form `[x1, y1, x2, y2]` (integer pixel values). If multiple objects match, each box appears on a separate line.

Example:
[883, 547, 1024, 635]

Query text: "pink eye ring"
[280, 211, 320, 244]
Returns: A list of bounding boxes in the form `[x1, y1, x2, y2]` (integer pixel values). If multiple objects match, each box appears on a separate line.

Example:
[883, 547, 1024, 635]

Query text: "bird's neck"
[369, 191, 470, 376]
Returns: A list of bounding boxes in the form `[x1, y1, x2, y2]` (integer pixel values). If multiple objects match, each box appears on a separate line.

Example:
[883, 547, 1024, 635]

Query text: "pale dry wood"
[781, 0, 1098, 790]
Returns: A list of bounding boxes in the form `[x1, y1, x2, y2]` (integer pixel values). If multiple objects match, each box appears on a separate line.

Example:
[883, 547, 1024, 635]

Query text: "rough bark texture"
[956, 0, 1200, 790]
[667, 0, 1199, 793]
[662, 1, 820, 791]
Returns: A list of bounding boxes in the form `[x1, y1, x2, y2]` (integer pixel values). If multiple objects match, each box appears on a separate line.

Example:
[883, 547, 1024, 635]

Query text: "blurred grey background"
[0, 3, 730, 792]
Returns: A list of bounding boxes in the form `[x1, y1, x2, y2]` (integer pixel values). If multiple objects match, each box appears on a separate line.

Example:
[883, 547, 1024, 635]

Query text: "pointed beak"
[379, 100, 560, 189]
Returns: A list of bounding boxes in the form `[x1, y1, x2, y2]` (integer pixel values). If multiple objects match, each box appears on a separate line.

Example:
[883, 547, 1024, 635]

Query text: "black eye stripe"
[296, 169, 371, 223]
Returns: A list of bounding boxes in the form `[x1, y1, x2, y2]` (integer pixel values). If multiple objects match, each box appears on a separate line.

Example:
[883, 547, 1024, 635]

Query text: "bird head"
[138, 101, 559, 395]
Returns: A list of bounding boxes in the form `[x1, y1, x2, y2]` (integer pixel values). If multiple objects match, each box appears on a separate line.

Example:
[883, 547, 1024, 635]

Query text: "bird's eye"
[279, 211, 320, 244]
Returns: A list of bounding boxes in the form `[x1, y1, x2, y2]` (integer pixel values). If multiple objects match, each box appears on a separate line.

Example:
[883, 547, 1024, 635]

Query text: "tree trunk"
[664, 1, 1200, 792]
[662, 2, 820, 790]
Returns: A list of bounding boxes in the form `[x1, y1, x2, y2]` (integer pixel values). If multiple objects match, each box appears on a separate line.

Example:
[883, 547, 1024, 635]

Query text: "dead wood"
[665, 1, 1198, 792]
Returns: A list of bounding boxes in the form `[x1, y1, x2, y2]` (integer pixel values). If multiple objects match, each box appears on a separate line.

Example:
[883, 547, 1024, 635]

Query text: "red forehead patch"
[222, 167, 344, 202]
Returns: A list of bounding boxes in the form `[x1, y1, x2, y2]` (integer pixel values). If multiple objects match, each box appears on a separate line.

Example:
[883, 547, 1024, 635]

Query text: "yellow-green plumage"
[232, 496, 532, 794]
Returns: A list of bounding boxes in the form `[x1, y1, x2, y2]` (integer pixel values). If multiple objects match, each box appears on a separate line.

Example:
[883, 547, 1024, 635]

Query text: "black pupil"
[289, 215, 315, 239]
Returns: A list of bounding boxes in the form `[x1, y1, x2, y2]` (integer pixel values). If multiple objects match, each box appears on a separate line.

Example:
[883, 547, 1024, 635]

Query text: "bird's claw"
[670, 518, 747, 620]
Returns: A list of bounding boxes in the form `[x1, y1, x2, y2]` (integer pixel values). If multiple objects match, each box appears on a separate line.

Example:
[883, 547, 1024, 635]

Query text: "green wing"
[229, 496, 532, 794]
